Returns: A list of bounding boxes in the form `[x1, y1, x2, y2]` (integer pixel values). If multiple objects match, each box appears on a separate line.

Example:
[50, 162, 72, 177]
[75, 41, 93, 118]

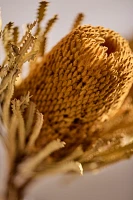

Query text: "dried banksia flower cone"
[15, 25, 133, 158]
[1, 1, 133, 199]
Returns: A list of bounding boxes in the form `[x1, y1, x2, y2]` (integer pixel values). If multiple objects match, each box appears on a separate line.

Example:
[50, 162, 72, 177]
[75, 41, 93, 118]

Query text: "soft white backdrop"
[0, 0, 133, 200]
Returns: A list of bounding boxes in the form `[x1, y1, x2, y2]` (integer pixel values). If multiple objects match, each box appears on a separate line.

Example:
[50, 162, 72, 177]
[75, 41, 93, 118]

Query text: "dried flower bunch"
[0, 1, 133, 200]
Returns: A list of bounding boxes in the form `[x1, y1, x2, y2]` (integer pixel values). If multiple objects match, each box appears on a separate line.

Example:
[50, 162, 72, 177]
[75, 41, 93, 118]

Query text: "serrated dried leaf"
[13, 26, 19, 44]
[19, 92, 31, 111]
[35, 1, 49, 36]
[71, 13, 84, 30]
[11, 99, 25, 151]
[2, 78, 15, 128]
[2, 22, 14, 51]
[9, 43, 20, 56]
[15, 32, 36, 67]
[0, 70, 14, 94]
[33, 14, 57, 55]
[2, 44, 16, 67]
[33, 35, 46, 56]
[19, 21, 36, 47]
[43, 14, 58, 36]
[20, 50, 38, 64]
[0, 65, 9, 78]
[19, 33, 35, 55]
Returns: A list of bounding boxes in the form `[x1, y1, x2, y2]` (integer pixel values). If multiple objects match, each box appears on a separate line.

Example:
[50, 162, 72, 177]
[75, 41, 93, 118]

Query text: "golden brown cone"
[14, 25, 133, 158]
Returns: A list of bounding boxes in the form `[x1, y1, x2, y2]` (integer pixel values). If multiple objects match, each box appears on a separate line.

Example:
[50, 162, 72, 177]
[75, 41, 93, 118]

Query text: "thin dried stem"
[12, 100, 25, 152]
[25, 102, 36, 136]
[27, 111, 43, 152]
[8, 114, 18, 164]
[2, 80, 15, 128]
[0, 70, 14, 94]
[37, 161, 83, 176]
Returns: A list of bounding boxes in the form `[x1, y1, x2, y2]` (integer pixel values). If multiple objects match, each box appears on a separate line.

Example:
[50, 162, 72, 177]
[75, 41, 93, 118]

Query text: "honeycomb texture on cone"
[14, 25, 133, 157]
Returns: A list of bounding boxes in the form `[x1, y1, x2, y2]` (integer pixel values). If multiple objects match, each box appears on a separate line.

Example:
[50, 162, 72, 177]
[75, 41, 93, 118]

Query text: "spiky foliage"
[0, 1, 133, 200]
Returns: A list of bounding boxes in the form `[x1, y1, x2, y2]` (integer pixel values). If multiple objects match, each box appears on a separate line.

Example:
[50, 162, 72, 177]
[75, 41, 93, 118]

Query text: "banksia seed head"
[14, 25, 133, 158]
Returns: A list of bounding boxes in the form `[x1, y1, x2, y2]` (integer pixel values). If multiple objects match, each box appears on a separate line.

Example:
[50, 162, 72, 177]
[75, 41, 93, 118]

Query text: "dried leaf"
[33, 35, 46, 56]
[27, 111, 43, 152]
[21, 50, 38, 64]
[11, 99, 25, 151]
[33, 15, 57, 55]
[15, 32, 36, 67]
[13, 26, 19, 44]
[2, 80, 15, 128]
[9, 43, 20, 56]
[43, 14, 58, 36]
[18, 21, 36, 47]
[0, 70, 14, 94]
[2, 22, 14, 52]
[35, 1, 49, 36]
[37, 161, 83, 176]
[19, 32, 35, 55]
[71, 13, 84, 30]
[9, 114, 18, 163]
[0, 65, 9, 78]
[25, 102, 36, 136]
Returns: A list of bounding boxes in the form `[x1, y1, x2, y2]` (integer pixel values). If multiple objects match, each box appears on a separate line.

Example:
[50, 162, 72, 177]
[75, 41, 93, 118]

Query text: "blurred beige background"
[0, 0, 133, 200]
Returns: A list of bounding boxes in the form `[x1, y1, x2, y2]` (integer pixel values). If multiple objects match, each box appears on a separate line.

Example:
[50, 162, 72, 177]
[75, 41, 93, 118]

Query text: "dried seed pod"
[14, 25, 133, 158]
